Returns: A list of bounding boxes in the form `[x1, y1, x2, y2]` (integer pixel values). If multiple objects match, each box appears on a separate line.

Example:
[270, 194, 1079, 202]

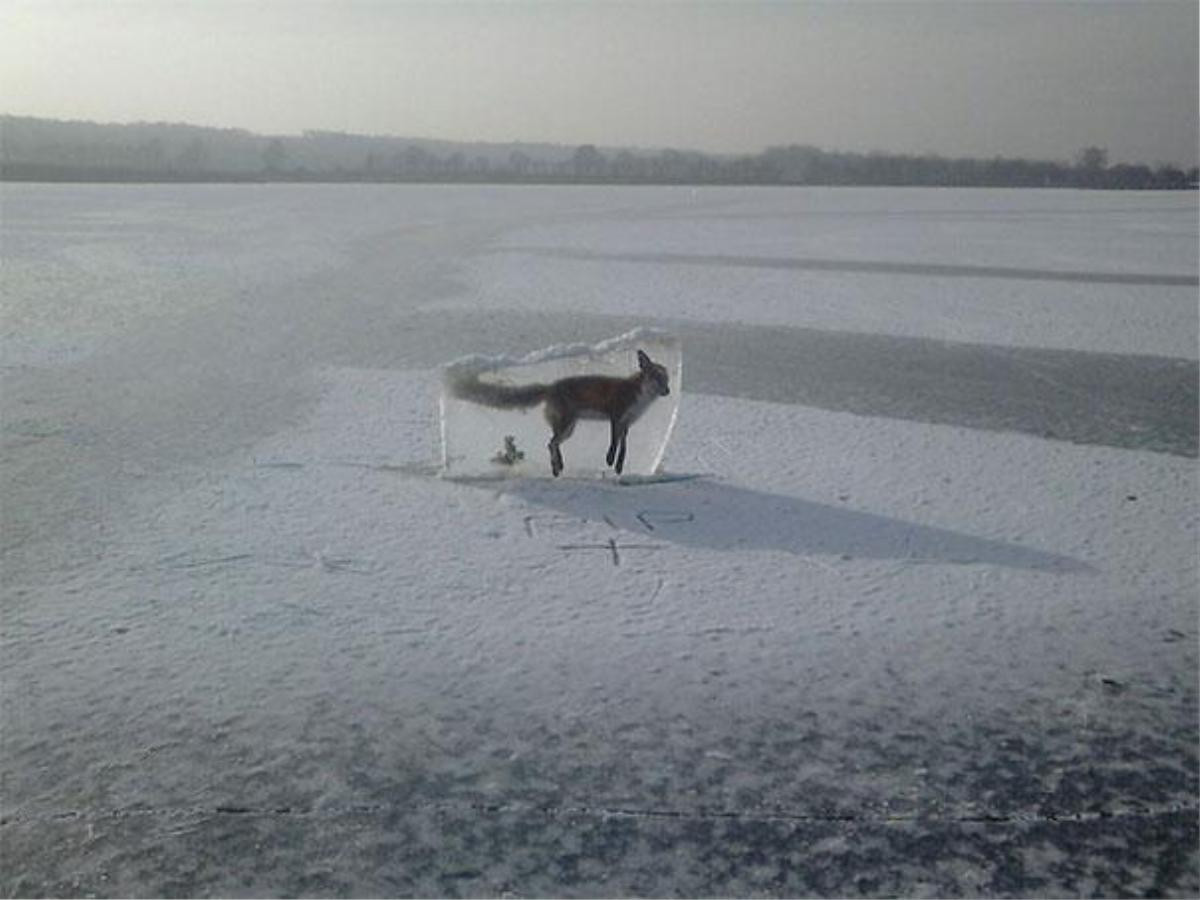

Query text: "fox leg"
[546, 407, 576, 477]
[608, 419, 629, 473]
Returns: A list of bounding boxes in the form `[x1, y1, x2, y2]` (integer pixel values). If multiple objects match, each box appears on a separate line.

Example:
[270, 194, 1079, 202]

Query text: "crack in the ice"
[5, 800, 1196, 830]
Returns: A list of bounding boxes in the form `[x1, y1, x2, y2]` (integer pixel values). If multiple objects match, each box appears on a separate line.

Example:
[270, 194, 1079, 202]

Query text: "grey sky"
[2, 1, 1196, 166]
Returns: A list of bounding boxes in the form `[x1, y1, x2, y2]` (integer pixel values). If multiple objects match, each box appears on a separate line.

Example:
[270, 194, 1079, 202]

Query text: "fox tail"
[445, 369, 548, 409]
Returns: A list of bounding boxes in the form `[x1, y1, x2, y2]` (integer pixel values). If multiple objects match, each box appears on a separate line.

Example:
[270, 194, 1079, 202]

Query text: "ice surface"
[2, 185, 1196, 897]
[431, 188, 1199, 359]
[440, 328, 682, 478]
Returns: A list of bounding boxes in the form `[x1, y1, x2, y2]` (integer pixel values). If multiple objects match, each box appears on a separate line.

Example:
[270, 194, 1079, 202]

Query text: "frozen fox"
[449, 349, 670, 477]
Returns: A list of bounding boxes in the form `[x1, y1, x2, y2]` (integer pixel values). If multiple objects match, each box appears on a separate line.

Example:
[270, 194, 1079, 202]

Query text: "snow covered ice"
[1, 184, 1196, 897]
[441, 328, 681, 478]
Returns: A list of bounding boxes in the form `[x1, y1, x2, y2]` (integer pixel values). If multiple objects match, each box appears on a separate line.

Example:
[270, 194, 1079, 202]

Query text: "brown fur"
[543, 351, 670, 477]
[448, 349, 670, 476]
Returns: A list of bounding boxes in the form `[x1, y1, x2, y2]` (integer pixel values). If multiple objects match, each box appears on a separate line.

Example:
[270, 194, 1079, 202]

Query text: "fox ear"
[637, 349, 651, 369]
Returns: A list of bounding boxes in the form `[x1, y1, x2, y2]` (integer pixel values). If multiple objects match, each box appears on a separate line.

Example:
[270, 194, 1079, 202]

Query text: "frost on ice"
[441, 329, 681, 478]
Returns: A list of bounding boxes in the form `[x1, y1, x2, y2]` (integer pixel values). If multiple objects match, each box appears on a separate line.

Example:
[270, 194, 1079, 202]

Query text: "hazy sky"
[2, 1, 1196, 166]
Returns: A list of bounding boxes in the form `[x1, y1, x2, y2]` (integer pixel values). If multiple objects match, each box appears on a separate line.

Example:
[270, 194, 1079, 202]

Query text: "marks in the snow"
[246, 455, 1087, 574]
[557, 538, 665, 567]
[506, 477, 1090, 572]
[637, 509, 695, 531]
[157, 548, 380, 576]
[524, 508, 683, 566]
[522, 512, 577, 539]
[254, 457, 439, 477]
[159, 552, 255, 570]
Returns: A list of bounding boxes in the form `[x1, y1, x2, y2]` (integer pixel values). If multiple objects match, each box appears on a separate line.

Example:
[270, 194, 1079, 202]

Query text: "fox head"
[637, 349, 670, 396]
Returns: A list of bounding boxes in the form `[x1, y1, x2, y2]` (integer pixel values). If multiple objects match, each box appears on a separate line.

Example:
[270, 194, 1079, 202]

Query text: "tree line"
[2, 115, 1195, 189]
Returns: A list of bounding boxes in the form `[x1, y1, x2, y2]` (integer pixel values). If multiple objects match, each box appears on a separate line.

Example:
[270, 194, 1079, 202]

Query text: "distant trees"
[175, 137, 209, 173]
[261, 138, 287, 174]
[744, 144, 1194, 190]
[507, 150, 533, 177]
[1075, 146, 1108, 172]
[1072, 146, 1108, 188]
[571, 144, 605, 178]
[403, 145, 434, 175]
[1152, 164, 1191, 190]
[1, 116, 1194, 189]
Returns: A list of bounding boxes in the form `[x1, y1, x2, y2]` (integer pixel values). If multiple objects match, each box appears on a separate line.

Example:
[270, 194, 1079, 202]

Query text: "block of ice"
[441, 328, 681, 478]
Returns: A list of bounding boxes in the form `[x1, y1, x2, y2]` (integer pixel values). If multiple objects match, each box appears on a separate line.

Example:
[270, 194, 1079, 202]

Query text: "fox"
[449, 349, 671, 477]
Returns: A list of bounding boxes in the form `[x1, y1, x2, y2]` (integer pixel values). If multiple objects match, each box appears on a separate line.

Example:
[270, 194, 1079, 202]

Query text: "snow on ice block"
[441, 328, 681, 479]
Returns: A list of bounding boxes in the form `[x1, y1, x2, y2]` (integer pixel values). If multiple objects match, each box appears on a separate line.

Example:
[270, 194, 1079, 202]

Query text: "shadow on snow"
[494, 474, 1091, 573]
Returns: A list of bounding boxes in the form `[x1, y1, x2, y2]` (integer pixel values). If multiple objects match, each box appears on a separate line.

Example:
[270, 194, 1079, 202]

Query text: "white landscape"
[1, 185, 1197, 897]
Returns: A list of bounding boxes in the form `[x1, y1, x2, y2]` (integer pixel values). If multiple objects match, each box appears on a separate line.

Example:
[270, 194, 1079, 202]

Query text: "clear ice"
[441, 328, 682, 478]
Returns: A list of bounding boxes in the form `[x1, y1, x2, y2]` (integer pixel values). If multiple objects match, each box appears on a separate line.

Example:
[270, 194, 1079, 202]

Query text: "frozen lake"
[2, 184, 1197, 896]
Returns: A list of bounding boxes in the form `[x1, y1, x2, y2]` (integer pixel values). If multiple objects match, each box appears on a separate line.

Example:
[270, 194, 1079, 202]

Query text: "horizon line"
[5, 111, 1196, 171]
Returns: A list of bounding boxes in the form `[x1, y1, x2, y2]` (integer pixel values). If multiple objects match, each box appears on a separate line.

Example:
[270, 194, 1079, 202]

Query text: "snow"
[1, 184, 1196, 896]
